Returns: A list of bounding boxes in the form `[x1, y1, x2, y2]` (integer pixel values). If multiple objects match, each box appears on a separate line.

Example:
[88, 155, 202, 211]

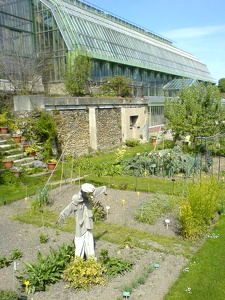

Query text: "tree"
[218, 78, 225, 92]
[102, 75, 133, 97]
[64, 54, 93, 96]
[164, 83, 225, 141]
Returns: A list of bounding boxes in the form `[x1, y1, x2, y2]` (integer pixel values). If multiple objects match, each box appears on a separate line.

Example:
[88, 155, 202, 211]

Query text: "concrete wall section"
[89, 107, 97, 150]
[121, 106, 148, 142]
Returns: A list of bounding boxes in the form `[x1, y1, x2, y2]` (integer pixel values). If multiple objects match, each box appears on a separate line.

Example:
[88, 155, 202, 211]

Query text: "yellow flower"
[137, 191, 140, 196]
[25, 280, 30, 291]
[122, 199, 126, 206]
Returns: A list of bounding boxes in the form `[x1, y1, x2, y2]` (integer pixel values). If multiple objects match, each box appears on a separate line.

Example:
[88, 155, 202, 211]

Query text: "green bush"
[125, 139, 140, 147]
[63, 256, 106, 290]
[179, 176, 224, 239]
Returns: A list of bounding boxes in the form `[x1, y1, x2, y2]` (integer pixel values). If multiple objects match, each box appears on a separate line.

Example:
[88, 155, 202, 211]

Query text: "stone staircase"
[0, 133, 48, 175]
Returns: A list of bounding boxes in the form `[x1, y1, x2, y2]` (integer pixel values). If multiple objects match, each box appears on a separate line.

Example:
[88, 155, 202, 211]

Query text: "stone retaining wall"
[13, 96, 149, 156]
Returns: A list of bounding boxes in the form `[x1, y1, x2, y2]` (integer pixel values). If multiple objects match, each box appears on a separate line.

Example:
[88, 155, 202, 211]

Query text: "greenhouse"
[0, 0, 214, 97]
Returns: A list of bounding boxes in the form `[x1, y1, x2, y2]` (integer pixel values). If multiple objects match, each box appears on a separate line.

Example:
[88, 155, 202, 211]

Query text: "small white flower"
[185, 287, 192, 294]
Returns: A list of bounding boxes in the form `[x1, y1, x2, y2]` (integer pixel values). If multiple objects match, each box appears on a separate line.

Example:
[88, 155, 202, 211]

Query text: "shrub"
[63, 256, 106, 290]
[125, 139, 140, 147]
[179, 176, 223, 239]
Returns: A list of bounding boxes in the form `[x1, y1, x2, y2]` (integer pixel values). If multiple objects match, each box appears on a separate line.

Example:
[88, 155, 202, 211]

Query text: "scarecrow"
[57, 183, 107, 258]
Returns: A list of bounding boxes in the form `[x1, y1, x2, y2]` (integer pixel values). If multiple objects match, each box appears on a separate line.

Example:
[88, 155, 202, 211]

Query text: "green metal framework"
[0, 0, 214, 94]
[0, 0, 34, 57]
[35, 0, 213, 83]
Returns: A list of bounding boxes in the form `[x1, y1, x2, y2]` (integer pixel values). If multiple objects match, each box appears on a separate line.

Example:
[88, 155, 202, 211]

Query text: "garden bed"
[0, 184, 214, 299]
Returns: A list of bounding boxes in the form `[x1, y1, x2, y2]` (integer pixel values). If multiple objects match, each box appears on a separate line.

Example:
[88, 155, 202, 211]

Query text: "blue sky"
[83, 0, 225, 84]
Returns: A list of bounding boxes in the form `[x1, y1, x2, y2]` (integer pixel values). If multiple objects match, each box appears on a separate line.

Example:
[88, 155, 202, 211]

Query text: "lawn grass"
[164, 214, 225, 299]
[1, 142, 174, 205]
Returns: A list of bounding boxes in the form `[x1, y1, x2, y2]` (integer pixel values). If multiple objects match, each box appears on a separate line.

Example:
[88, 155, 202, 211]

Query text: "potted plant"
[47, 159, 57, 170]
[25, 143, 39, 157]
[12, 134, 22, 143]
[150, 136, 157, 146]
[12, 128, 22, 143]
[22, 140, 32, 151]
[0, 112, 9, 133]
[11, 166, 23, 177]
[3, 159, 14, 169]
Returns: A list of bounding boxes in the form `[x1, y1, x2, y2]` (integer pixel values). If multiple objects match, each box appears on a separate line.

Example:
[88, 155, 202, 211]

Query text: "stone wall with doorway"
[13, 95, 149, 156]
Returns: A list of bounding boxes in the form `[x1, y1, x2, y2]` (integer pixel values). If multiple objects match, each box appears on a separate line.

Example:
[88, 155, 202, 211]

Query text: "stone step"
[0, 144, 11, 149]
[5, 153, 26, 160]
[14, 157, 35, 165]
[0, 139, 7, 145]
[0, 133, 11, 140]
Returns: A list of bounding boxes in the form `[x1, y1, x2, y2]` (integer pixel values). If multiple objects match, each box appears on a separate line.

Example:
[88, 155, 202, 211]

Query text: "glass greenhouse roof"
[163, 78, 198, 90]
[39, 0, 214, 82]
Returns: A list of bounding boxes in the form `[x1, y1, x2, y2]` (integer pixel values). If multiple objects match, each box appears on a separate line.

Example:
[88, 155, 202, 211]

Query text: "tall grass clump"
[179, 176, 223, 239]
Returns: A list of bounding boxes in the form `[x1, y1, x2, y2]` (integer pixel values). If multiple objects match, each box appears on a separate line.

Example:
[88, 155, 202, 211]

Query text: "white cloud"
[163, 25, 225, 39]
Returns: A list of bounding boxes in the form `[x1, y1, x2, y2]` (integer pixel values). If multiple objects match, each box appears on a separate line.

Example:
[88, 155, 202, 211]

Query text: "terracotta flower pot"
[12, 136, 21, 143]
[47, 162, 57, 170]
[152, 140, 157, 146]
[3, 160, 14, 169]
[28, 151, 36, 157]
[12, 171, 22, 177]
[0, 127, 8, 134]
[23, 144, 29, 151]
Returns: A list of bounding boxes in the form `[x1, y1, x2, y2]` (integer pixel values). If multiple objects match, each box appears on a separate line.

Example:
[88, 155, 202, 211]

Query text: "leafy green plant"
[63, 256, 106, 290]
[121, 264, 154, 295]
[125, 139, 140, 147]
[134, 194, 177, 225]
[9, 249, 23, 260]
[17, 242, 74, 294]
[39, 233, 49, 243]
[25, 143, 39, 154]
[101, 75, 133, 97]
[0, 289, 18, 300]
[179, 176, 224, 239]
[64, 53, 93, 96]
[30, 185, 52, 210]
[99, 250, 133, 278]
[0, 169, 18, 186]
[0, 256, 11, 268]
[0, 249, 23, 268]
[92, 200, 106, 222]
[122, 146, 201, 178]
